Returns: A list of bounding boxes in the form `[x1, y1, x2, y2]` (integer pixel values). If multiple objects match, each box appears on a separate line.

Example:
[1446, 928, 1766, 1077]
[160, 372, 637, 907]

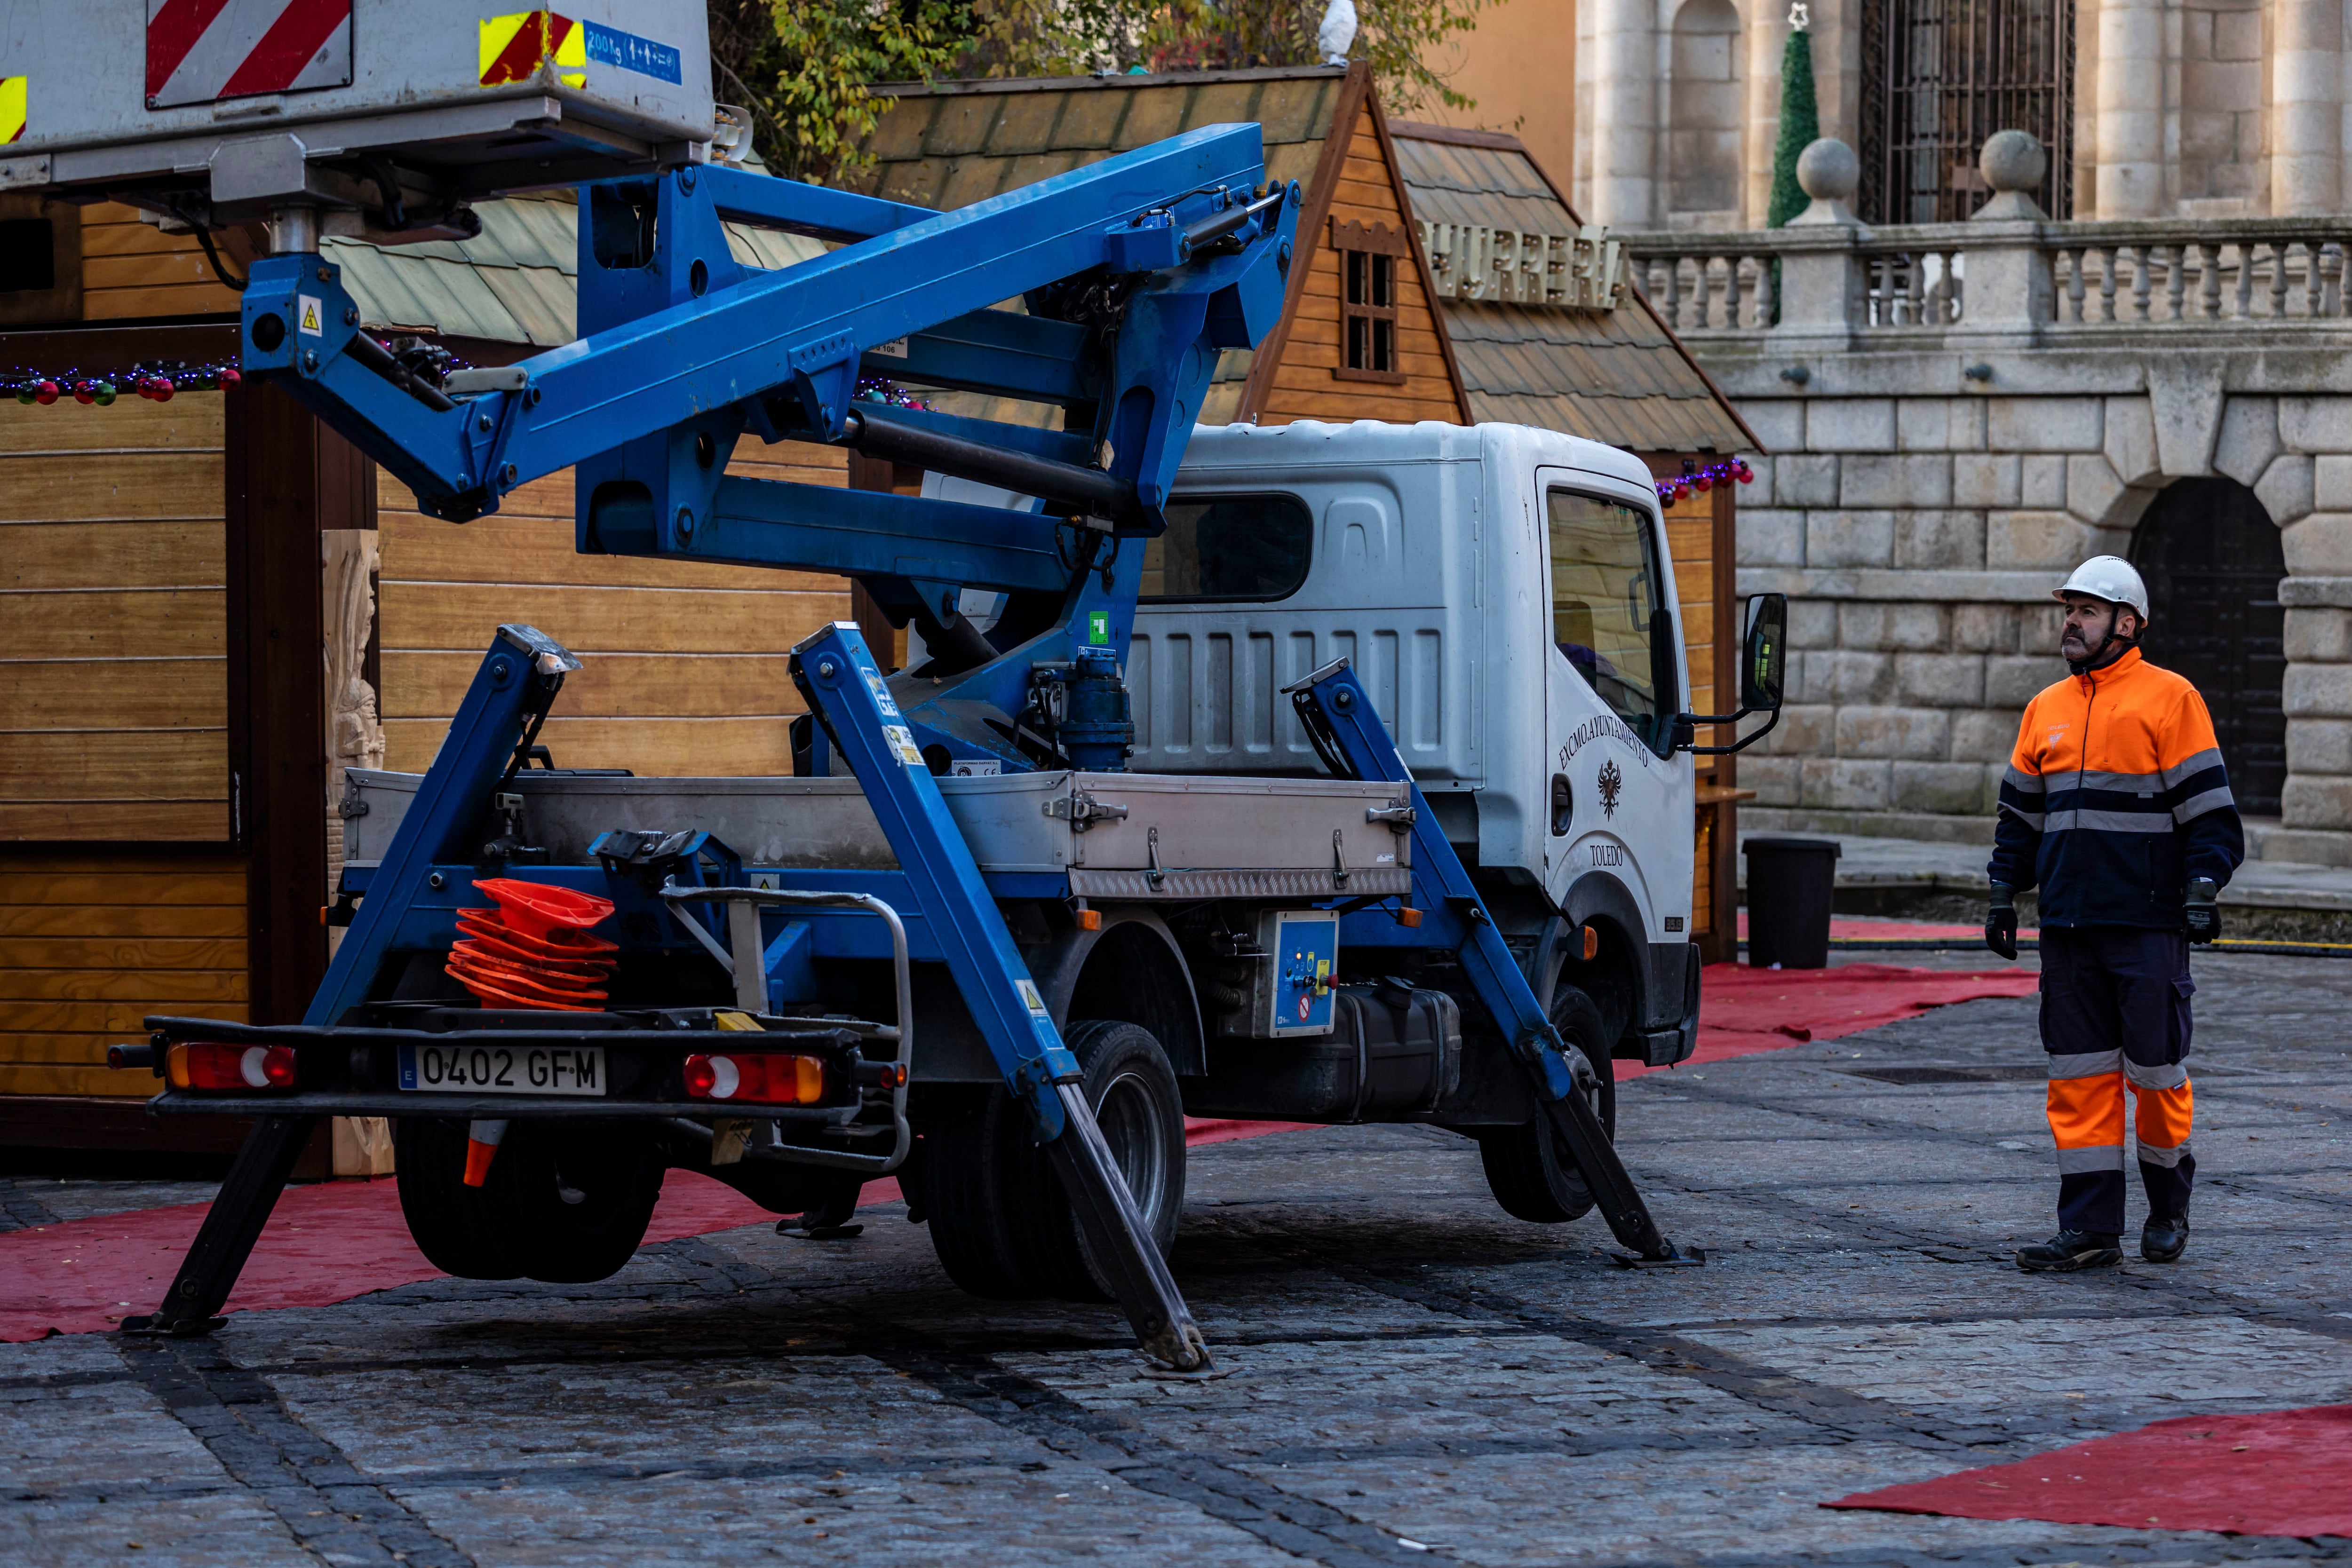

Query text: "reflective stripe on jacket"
[1988, 647, 2245, 928]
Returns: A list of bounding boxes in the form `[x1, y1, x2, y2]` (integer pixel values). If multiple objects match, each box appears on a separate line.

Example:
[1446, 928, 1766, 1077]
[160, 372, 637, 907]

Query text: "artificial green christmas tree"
[1766, 4, 1820, 227]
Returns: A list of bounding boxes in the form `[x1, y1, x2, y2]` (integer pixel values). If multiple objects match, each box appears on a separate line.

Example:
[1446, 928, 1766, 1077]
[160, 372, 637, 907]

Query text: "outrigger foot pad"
[118, 1314, 228, 1337]
[1607, 1242, 1707, 1268]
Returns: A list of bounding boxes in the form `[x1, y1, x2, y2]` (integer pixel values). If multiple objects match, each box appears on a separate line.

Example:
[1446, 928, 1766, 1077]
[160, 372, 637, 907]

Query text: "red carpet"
[0, 1123, 1298, 1342]
[1826, 1405, 2352, 1538]
[2, 960, 2037, 1342]
[1621, 961, 2039, 1080]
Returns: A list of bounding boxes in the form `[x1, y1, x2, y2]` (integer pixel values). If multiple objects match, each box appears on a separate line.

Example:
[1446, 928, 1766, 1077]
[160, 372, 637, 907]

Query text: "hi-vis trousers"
[2039, 927, 2196, 1235]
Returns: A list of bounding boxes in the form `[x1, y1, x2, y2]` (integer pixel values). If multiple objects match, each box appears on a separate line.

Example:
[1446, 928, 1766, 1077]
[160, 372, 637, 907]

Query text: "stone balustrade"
[1629, 220, 2352, 337]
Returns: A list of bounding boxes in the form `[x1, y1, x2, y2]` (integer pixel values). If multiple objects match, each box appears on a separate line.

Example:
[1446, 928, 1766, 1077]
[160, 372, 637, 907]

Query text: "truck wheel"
[394, 1118, 664, 1284]
[921, 1020, 1186, 1302]
[1063, 1019, 1186, 1301]
[1478, 988, 1614, 1223]
[395, 1117, 516, 1280]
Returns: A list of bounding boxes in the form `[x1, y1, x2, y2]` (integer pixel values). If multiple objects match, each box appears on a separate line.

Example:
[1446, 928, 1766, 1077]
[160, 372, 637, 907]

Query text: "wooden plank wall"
[79, 203, 251, 321]
[1663, 480, 1717, 721]
[1258, 100, 1462, 426]
[377, 445, 856, 775]
[0, 396, 230, 840]
[0, 855, 248, 1098]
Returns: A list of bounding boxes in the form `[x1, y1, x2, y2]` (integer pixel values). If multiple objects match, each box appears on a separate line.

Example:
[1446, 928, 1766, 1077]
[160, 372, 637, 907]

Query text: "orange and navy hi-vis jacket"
[1989, 647, 2245, 928]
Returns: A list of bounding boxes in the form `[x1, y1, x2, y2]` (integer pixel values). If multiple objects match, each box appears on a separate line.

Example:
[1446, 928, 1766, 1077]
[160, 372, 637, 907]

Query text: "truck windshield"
[1142, 494, 1313, 601]
[1547, 490, 1669, 744]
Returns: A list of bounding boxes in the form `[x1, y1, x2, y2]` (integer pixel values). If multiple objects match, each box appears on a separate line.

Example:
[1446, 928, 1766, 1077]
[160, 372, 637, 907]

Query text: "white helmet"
[2054, 556, 2150, 619]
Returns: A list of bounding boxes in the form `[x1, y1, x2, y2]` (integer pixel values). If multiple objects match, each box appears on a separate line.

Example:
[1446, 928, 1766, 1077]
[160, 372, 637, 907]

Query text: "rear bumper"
[127, 1015, 872, 1126]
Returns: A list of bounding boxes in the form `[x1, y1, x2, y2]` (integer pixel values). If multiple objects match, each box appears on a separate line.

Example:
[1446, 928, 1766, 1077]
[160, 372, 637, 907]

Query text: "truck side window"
[1548, 489, 1671, 745]
[1142, 494, 1314, 602]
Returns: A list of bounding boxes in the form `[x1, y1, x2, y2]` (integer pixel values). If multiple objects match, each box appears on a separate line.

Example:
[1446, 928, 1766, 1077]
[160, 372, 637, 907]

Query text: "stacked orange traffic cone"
[446, 878, 618, 1012]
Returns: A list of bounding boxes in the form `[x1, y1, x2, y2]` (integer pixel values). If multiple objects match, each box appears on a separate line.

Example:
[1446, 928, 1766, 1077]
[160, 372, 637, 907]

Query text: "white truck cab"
[1136, 420, 1748, 1068]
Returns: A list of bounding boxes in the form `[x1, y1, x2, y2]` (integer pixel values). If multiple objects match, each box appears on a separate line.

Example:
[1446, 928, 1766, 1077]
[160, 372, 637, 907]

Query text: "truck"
[19, 0, 1782, 1371]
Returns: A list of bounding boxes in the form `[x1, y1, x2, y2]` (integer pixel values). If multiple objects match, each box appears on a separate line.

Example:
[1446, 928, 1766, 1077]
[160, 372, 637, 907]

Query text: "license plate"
[397, 1042, 606, 1097]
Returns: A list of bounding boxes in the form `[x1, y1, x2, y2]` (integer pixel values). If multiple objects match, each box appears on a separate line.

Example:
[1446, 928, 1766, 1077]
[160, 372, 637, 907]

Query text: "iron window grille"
[1859, 0, 2074, 224]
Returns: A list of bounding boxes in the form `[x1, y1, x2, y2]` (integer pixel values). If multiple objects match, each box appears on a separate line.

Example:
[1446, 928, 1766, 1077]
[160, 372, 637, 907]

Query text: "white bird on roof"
[1318, 0, 1358, 64]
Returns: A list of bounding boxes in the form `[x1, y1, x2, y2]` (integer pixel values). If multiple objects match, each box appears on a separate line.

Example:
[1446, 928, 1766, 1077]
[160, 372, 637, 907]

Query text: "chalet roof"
[1388, 125, 1758, 454]
[847, 68, 1359, 424]
[847, 67, 1349, 210]
[326, 191, 823, 347]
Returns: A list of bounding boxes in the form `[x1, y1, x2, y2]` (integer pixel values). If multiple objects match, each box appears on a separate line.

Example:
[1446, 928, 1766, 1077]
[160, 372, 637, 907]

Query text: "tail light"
[682, 1051, 827, 1106]
[167, 1042, 297, 1091]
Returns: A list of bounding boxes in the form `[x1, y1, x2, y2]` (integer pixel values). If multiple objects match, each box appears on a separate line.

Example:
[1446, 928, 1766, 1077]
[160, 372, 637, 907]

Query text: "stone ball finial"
[1979, 129, 2047, 194]
[1796, 138, 1859, 203]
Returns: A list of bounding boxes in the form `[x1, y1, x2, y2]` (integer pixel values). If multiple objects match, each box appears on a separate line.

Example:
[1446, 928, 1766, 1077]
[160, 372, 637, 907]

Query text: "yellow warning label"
[882, 724, 924, 767]
[480, 12, 585, 90]
[297, 294, 324, 337]
[1017, 979, 1050, 1017]
[0, 77, 25, 146]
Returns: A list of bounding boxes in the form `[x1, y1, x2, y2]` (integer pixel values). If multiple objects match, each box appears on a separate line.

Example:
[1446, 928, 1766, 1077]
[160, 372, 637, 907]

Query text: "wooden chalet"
[0, 192, 852, 1166]
[0, 72, 1765, 1167]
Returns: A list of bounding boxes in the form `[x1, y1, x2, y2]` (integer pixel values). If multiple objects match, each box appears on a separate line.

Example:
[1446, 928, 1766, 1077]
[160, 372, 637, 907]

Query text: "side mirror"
[1740, 593, 1787, 711]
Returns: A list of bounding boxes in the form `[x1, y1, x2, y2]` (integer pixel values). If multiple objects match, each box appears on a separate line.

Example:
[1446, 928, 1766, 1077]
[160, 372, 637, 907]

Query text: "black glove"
[2185, 877, 2220, 944]
[1985, 882, 2018, 961]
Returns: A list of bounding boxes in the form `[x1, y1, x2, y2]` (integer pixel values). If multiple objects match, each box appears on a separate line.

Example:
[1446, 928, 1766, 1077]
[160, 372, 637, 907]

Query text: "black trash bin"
[1743, 837, 1841, 969]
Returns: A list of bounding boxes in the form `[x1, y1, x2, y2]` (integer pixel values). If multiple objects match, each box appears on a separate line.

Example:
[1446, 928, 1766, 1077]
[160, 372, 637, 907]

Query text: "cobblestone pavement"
[5, 951, 2349, 1568]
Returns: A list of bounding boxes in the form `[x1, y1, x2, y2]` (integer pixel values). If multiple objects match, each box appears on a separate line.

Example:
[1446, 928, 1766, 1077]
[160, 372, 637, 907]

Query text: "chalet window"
[0, 220, 54, 293]
[0, 195, 80, 325]
[1332, 218, 1409, 385]
[1859, 0, 2074, 223]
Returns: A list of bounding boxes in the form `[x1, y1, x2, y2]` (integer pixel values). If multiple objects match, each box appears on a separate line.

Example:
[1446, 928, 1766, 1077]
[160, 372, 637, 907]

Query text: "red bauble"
[33, 380, 58, 405]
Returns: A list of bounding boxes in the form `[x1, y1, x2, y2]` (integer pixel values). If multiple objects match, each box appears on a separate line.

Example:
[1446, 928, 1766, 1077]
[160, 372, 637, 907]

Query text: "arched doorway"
[2129, 477, 2287, 815]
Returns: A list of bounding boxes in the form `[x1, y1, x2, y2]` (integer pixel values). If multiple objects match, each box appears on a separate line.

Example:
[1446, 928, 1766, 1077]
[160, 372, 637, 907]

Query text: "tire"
[1478, 988, 1616, 1223]
[395, 1117, 665, 1284]
[921, 1020, 1186, 1302]
[1064, 1019, 1186, 1300]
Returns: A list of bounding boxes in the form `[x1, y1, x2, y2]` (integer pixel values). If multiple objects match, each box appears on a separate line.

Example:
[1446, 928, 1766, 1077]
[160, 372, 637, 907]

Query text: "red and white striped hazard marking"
[146, 0, 354, 109]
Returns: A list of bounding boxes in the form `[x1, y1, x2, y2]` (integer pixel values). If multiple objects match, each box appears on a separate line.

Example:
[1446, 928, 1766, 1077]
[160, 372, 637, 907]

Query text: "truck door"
[1536, 476, 1695, 935]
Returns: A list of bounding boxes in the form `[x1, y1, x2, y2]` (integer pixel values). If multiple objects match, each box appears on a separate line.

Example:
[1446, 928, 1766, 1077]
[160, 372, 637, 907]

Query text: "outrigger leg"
[122, 627, 582, 1335]
[121, 1115, 322, 1335]
[1291, 659, 1701, 1267]
[793, 623, 1212, 1370]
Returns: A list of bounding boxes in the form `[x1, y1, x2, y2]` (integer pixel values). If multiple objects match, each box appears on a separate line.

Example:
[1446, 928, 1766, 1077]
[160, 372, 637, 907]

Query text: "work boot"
[2141, 1213, 2189, 1263]
[2015, 1230, 2123, 1272]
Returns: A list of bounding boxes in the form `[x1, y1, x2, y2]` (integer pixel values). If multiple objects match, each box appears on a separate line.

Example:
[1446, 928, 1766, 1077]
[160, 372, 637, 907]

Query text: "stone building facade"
[1629, 135, 2352, 862]
[1562, 0, 2352, 230]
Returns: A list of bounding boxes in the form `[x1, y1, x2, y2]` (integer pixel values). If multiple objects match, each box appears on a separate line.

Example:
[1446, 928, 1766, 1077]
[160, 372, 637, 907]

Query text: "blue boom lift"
[110, 122, 1699, 1372]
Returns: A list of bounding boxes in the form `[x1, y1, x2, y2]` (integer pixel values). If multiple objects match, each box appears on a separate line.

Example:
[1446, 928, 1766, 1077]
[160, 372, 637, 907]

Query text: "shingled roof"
[846, 66, 1349, 211]
[326, 190, 823, 347]
[1389, 123, 1757, 453]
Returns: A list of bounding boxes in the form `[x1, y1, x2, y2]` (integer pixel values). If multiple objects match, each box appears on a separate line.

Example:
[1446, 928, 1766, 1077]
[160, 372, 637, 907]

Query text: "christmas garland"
[5, 359, 244, 405]
[1656, 458, 1755, 504]
[854, 375, 930, 411]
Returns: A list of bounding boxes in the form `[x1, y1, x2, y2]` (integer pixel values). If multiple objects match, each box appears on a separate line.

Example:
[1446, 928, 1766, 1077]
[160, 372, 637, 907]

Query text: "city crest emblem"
[1597, 758, 1623, 819]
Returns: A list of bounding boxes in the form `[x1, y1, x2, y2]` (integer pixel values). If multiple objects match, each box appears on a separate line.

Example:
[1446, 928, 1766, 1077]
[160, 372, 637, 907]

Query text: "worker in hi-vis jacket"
[1985, 556, 2244, 1272]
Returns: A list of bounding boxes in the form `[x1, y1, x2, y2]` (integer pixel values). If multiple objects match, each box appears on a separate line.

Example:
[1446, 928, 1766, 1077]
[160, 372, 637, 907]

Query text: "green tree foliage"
[973, 0, 1487, 114]
[1765, 21, 1819, 227]
[708, 0, 973, 182]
